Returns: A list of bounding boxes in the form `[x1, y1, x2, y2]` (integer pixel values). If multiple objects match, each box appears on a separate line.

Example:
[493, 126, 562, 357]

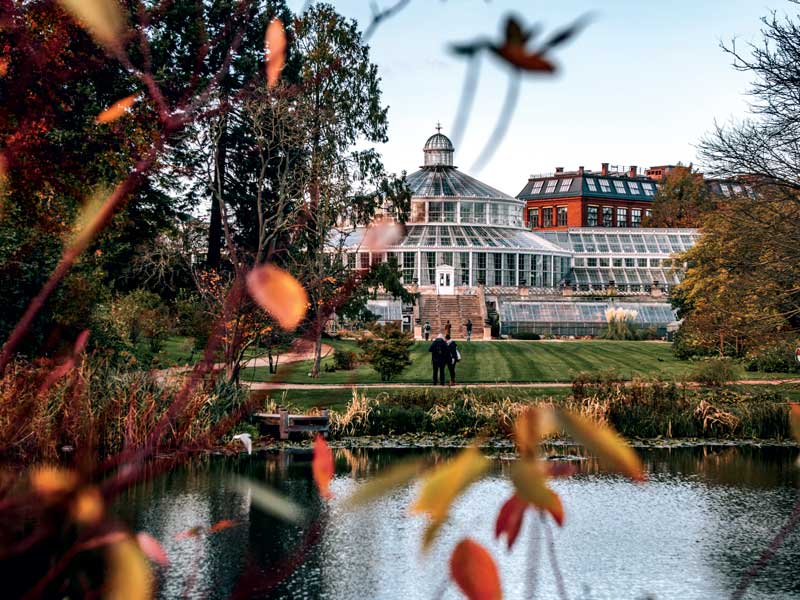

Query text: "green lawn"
[244, 340, 706, 384]
[248, 385, 573, 412]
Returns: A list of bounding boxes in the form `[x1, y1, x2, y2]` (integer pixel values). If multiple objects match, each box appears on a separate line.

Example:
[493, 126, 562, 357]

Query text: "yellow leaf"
[105, 538, 152, 600]
[265, 19, 286, 88]
[247, 263, 308, 330]
[342, 458, 425, 509]
[509, 460, 564, 526]
[57, 0, 126, 49]
[411, 447, 489, 550]
[96, 94, 137, 124]
[556, 409, 645, 481]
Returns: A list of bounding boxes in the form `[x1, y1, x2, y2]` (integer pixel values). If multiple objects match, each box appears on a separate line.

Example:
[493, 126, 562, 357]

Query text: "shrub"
[692, 358, 739, 387]
[510, 331, 540, 340]
[358, 323, 413, 382]
[744, 343, 800, 373]
[333, 349, 357, 371]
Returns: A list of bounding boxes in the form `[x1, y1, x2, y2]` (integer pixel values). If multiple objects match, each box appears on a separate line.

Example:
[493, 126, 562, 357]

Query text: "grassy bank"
[0, 360, 246, 461]
[307, 382, 793, 441]
[241, 339, 800, 384]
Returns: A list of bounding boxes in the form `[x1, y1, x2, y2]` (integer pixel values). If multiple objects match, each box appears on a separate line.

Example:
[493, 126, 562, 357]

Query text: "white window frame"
[613, 180, 627, 194]
[558, 178, 573, 193]
[599, 179, 612, 193]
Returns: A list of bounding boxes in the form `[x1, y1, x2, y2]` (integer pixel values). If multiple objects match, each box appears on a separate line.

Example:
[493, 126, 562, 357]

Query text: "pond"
[117, 444, 800, 599]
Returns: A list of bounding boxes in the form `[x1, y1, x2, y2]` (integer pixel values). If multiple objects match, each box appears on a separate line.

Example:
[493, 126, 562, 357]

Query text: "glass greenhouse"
[499, 301, 677, 337]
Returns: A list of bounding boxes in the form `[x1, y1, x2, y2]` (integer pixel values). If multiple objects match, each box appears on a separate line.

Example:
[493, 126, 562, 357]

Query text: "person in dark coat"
[466, 319, 473, 342]
[429, 333, 448, 385]
[444, 320, 451, 337]
[446, 334, 459, 386]
[423, 321, 431, 341]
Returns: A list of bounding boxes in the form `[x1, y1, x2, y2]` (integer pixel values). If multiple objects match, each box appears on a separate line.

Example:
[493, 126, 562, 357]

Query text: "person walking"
[444, 319, 451, 337]
[446, 334, 460, 386]
[429, 333, 448, 386]
[423, 320, 431, 341]
[466, 319, 473, 342]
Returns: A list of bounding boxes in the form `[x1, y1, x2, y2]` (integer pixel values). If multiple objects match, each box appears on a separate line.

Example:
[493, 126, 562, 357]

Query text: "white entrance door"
[436, 265, 455, 295]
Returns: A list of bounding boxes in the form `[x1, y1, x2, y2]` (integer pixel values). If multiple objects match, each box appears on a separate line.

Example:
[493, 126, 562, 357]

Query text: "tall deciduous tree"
[646, 166, 712, 228]
[675, 6, 800, 357]
[289, 3, 400, 377]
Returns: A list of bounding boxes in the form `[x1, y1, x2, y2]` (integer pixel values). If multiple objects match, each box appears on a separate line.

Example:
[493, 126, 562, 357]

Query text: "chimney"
[555, 167, 564, 173]
[601, 162, 609, 176]
[628, 165, 638, 178]
[578, 166, 584, 175]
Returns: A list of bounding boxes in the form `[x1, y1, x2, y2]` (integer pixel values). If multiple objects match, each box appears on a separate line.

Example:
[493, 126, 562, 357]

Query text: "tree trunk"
[207, 126, 227, 268]
[312, 331, 323, 376]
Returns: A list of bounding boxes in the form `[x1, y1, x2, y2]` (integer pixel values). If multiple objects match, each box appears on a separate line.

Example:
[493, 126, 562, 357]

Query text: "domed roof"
[423, 132, 454, 152]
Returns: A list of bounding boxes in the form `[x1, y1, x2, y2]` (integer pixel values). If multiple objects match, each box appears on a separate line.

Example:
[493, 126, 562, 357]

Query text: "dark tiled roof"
[517, 174, 657, 202]
[407, 166, 515, 200]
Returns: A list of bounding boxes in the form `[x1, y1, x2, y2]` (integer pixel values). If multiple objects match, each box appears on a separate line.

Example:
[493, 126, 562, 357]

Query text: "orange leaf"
[514, 407, 555, 458]
[312, 435, 334, 499]
[71, 487, 104, 525]
[494, 494, 527, 550]
[0, 57, 8, 77]
[247, 263, 308, 330]
[30, 466, 77, 496]
[265, 19, 286, 88]
[96, 94, 137, 124]
[136, 532, 169, 566]
[790, 402, 800, 442]
[209, 519, 237, 533]
[450, 538, 503, 600]
[556, 410, 645, 481]
[509, 460, 564, 526]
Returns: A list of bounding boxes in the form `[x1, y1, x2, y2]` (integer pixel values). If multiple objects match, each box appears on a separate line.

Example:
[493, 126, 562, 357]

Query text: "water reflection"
[117, 446, 800, 599]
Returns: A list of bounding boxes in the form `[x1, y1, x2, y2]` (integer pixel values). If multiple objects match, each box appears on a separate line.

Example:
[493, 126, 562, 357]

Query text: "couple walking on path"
[429, 333, 460, 386]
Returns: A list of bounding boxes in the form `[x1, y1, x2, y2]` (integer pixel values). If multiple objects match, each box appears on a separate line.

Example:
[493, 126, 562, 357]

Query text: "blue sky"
[289, 1, 784, 193]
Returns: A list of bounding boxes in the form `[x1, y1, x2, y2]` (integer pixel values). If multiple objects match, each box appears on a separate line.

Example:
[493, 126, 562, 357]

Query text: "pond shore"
[223, 433, 800, 455]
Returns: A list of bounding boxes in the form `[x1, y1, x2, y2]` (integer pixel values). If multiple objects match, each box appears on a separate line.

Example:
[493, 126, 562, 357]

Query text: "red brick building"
[517, 163, 657, 230]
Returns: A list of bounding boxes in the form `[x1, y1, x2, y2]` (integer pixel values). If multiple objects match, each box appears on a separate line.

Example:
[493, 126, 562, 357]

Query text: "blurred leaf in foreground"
[313, 435, 335, 499]
[342, 458, 425, 509]
[247, 263, 308, 330]
[450, 538, 503, 600]
[411, 447, 489, 550]
[556, 409, 645, 481]
[233, 477, 305, 523]
[57, 0, 126, 50]
[105, 537, 152, 600]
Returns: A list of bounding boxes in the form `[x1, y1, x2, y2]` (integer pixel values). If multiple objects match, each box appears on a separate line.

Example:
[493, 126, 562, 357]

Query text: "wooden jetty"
[253, 408, 329, 440]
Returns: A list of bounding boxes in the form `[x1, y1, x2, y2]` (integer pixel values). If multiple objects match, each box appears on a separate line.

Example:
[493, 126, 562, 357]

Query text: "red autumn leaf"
[450, 538, 503, 600]
[136, 532, 169, 566]
[495, 494, 527, 550]
[494, 44, 555, 72]
[247, 263, 308, 331]
[265, 19, 286, 88]
[175, 526, 203, 540]
[96, 94, 138, 124]
[209, 519, 237, 533]
[312, 435, 334, 499]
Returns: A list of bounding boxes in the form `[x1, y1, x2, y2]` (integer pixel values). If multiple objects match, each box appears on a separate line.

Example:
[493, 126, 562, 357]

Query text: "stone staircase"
[419, 295, 485, 339]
